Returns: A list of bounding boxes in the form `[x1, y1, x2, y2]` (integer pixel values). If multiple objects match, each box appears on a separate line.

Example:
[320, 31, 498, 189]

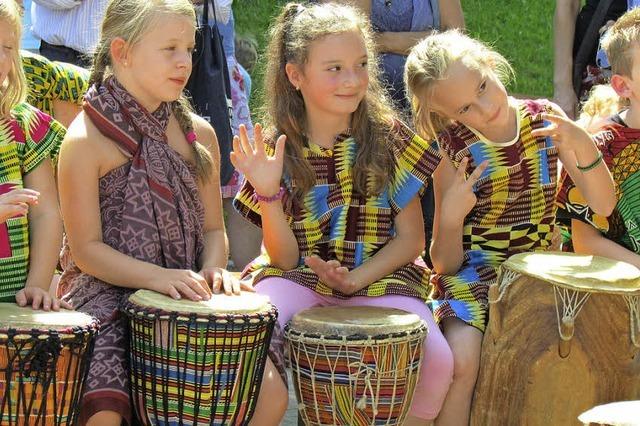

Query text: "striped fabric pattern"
[22, 51, 89, 117]
[557, 116, 640, 253]
[30, 0, 109, 54]
[124, 302, 277, 426]
[0, 103, 64, 302]
[431, 99, 559, 332]
[233, 122, 441, 301]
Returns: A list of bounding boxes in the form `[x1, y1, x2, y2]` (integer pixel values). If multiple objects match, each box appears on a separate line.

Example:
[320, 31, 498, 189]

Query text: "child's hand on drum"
[304, 256, 358, 295]
[201, 267, 255, 296]
[149, 269, 212, 301]
[0, 188, 39, 223]
[229, 123, 286, 198]
[15, 286, 72, 311]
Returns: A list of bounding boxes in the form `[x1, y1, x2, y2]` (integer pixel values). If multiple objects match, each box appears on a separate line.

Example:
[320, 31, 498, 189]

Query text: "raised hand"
[147, 269, 212, 301]
[440, 157, 488, 225]
[200, 267, 255, 296]
[530, 112, 594, 154]
[16, 286, 72, 311]
[230, 123, 286, 197]
[0, 188, 39, 223]
[304, 256, 358, 295]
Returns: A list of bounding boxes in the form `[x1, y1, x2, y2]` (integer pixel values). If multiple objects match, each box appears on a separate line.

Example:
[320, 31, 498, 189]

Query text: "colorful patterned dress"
[21, 50, 89, 117]
[431, 99, 559, 332]
[0, 103, 65, 301]
[233, 122, 441, 300]
[557, 114, 640, 252]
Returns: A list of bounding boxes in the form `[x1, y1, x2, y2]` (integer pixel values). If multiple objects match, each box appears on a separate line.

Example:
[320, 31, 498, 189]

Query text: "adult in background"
[31, 0, 108, 68]
[553, 0, 638, 118]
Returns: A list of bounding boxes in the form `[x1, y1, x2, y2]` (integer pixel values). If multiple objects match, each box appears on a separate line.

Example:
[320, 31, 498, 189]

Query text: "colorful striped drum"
[285, 306, 427, 426]
[123, 290, 277, 426]
[0, 303, 98, 425]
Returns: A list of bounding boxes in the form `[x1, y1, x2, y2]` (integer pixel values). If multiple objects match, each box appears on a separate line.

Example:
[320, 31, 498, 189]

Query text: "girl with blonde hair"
[232, 3, 453, 424]
[405, 30, 616, 424]
[0, 0, 67, 311]
[56, 0, 244, 424]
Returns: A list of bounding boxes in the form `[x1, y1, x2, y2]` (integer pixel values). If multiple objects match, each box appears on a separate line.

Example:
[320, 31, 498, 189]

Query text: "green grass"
[234, 0, 556, 115]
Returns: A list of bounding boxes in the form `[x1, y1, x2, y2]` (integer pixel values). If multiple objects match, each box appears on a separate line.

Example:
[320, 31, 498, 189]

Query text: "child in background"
[232, 3, 452, 425]
[405, 30, 616, 424]
[558, 8, 640, 269]
[56, 0, 243, 424]
[22, 50, 89, 128]
[0, 0, 67, 311]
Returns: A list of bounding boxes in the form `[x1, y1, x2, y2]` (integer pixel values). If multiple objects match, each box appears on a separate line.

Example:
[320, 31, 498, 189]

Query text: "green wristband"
[576, 151, 604, 172]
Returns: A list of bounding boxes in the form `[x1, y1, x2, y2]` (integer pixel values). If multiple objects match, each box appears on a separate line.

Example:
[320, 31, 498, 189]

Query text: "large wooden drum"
[471, 252, 640, 425]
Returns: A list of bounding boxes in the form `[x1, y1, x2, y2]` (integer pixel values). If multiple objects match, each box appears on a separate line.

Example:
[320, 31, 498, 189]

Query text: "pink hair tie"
[186, 131, 197, 145]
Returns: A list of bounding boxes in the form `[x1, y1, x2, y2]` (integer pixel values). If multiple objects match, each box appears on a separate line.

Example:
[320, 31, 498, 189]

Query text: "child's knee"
[451, 343, 481, 384]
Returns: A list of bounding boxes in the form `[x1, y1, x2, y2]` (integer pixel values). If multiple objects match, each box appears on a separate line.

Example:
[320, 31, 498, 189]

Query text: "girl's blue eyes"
[327, 62, 368, 71]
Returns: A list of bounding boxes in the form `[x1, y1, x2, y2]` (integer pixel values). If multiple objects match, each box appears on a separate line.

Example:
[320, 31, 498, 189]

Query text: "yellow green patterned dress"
[0, 103, 65, 301]
[431, 99, 559, 332]
[21, 50, 89, 117]
[233, 122, 441, 301]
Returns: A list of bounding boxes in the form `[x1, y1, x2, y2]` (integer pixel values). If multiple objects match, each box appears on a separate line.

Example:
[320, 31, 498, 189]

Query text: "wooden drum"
[471, 252, 640, 425]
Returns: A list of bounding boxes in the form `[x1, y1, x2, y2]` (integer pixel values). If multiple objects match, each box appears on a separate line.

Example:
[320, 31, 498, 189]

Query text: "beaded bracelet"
[576, 151, 604, 172]
[253, 186, 286, 203]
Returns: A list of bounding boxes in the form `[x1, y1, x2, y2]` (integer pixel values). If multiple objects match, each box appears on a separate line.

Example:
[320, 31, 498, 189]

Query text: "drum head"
[503, 252, 640, 295]
[578, 400, 640, 425]
[128, 289, 271, 314]
[288, 306, 424, 337]
[0, 303, 95, 331]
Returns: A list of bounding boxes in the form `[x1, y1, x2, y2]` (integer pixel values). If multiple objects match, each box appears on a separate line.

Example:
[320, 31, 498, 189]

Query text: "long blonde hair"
[90, 0, 213, 180]
[405, 29, 514, 142]
[263, 2, 397, 200]
[0, 0, 25, 117]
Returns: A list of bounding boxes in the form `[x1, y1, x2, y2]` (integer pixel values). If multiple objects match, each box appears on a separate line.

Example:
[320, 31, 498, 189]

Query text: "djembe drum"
[471, 252, 640, 425]
[285, 306, 427, 426]
[578, 400, 640, 425]
[0, 303, 98, 425]
[122, 289, 277, 426]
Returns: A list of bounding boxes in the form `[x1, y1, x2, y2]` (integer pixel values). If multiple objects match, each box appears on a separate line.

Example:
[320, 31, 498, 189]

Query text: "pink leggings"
[255, 277, 453, 420]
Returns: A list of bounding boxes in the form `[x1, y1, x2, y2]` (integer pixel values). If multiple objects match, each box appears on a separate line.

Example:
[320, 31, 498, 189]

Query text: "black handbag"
[186, 0, 235, 185]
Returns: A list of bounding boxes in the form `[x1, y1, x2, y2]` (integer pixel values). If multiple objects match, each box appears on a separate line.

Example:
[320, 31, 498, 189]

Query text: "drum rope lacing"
[553, 287, 591, 341]
[288, 329, 424, 425]
[492, 268, 521, 303]
[624, 295, 640, 348]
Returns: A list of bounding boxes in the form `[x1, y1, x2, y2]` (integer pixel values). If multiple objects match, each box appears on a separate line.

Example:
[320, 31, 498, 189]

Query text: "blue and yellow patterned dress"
[431, 99, 559, 332]
[233, 122, 441, 301]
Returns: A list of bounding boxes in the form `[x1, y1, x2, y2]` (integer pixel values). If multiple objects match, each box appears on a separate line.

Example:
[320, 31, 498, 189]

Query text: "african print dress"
[21, 50, 89, 117]
[431, 99, 559, 332]
[233, 122, 441, 301]
[0, 103, 64, 301]
[557, 114, 640, 253]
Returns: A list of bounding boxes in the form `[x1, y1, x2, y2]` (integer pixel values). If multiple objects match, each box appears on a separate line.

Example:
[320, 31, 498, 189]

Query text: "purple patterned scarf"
[83, 77, 205, 269]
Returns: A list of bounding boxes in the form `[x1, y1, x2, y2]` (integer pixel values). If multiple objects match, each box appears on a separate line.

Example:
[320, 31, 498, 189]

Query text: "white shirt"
[30, 0, 108, 55]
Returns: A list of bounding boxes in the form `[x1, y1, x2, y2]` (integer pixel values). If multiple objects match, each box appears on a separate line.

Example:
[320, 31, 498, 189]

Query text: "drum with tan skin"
[471, 252, 640, 425]
[0, 304, 98, 425]
[285, 306, 427, 426]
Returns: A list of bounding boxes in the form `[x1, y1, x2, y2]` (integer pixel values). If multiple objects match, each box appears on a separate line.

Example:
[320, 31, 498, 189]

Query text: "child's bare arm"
[572, 219, 640, 268]
[531, 110, 616, 216]
[230, 124, 299, 270]
[58, 116, 211, 302]
[16, 159, 67, 310]
[430, 155, 487, 275]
